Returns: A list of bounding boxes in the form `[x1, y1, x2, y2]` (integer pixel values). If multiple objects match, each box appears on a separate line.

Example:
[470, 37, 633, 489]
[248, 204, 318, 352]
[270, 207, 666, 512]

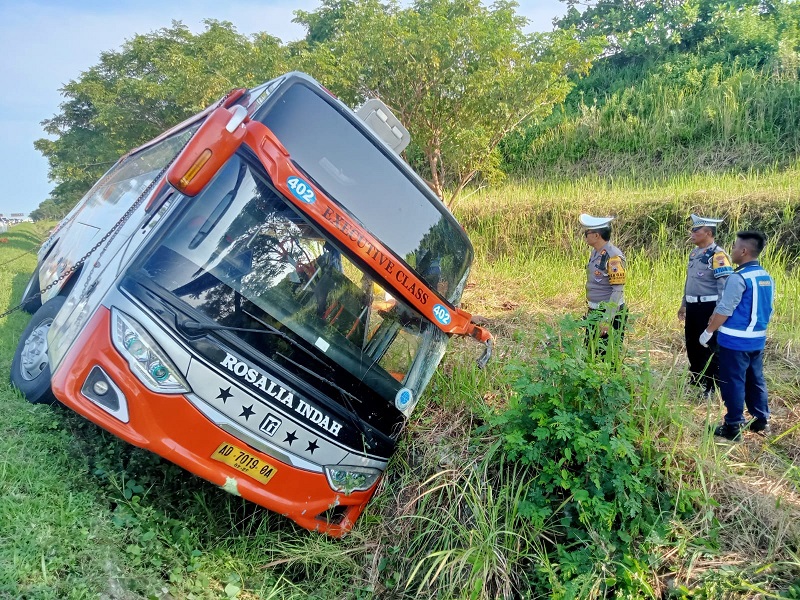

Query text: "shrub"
[493, 315, 671, 597]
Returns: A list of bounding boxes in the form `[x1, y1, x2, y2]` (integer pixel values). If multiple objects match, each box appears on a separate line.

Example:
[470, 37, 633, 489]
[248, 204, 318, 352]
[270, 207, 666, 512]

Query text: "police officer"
[700, 231, 775, 440]
[580, 214, 627, 350]
[677, 214, 733, 398]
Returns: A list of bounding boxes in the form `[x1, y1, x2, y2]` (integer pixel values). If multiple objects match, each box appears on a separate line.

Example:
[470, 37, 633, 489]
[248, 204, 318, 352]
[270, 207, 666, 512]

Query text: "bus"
[11, 72, 493, 536]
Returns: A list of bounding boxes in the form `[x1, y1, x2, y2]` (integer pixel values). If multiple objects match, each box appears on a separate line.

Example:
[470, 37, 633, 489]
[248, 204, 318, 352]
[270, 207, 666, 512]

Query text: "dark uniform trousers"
[586, 305, 627, 356]
[684, 300, 719, 390]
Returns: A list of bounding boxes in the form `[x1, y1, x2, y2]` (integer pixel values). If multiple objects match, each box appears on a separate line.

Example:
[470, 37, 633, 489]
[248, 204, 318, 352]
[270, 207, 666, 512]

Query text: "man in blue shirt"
[699, 231, 775, 441]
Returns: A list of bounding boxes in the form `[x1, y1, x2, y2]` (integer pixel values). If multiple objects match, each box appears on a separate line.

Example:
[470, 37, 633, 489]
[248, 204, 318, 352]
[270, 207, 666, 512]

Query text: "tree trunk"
[426, 144, 444, 200]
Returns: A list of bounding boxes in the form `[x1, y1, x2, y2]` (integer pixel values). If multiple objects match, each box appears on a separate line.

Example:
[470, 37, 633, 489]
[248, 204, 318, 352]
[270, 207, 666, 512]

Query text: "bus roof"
[251, 73, 473, 305]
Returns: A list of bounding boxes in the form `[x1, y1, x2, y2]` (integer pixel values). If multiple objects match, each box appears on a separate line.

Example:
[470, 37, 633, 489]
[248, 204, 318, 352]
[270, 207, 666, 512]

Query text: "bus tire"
[20, 266, 42, 314]
[10, 295, 66, 405]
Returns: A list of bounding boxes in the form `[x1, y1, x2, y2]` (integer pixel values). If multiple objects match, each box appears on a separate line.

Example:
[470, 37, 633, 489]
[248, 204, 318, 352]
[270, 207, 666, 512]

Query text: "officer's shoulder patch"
[712, 251, 733, 278]
[607, 255, 626, 285]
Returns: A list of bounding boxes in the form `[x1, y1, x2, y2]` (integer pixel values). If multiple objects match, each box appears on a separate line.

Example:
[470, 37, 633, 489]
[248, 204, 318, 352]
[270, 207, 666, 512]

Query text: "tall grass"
[503, 59, 800, 178]
[401, 445, 540, 599]
[456, 173, 800, 348]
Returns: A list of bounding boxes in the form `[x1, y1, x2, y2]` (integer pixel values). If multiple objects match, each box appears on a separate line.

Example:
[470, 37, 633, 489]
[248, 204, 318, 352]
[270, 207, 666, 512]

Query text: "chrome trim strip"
[186, 393, 322, 472]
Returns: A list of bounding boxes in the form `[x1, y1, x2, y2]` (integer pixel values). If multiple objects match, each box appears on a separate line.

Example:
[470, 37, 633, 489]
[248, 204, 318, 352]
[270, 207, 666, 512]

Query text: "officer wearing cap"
[580, 214, 627, 350]
[678, 214, 733, 398]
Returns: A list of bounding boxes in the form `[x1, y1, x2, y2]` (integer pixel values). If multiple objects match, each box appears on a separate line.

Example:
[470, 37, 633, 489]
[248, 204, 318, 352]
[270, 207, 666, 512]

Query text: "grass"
[454, 170, 800, 597]
[458, 171, 800, 348]
[503, 59, 800, 179]
[1, 164, 799, 599]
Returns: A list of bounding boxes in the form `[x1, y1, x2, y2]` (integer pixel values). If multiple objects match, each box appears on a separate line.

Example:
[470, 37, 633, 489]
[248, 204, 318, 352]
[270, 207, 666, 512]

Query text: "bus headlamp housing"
[324, 465, 381, 494]
[111, 308, 190, 394]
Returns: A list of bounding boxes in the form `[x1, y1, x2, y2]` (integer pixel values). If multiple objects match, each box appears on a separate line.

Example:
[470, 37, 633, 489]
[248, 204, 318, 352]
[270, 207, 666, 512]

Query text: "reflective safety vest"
[717, 262, 775, 351]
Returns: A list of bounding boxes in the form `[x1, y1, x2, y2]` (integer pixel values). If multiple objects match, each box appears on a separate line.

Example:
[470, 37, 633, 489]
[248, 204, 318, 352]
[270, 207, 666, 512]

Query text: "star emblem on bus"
[239, 404, 255, 420]
[216, 387, 233, 403]
[284, 430, 298, 445]
[306, 439, 319, 454]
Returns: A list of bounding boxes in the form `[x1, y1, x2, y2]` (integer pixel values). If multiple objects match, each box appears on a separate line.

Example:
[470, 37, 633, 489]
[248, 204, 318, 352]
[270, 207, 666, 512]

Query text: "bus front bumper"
[50, 305, 378, 537]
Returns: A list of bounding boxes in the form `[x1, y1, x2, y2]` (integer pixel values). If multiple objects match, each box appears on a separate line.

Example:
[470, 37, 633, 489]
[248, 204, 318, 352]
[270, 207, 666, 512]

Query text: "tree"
[35, 20, 287, 218]
[293, 0, 602, 206]
[554, 0, 791, 61]
[557, 0, 702, 58]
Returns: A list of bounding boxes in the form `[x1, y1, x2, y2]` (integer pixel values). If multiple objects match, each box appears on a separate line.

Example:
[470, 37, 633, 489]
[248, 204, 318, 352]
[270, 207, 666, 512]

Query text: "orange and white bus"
[12, 72, 492, 536]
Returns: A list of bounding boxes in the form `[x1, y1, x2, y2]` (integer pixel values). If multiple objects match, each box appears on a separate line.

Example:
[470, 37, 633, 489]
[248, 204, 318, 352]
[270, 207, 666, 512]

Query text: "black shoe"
[713, 422, 743, 441]
[749, 418, 771, 435]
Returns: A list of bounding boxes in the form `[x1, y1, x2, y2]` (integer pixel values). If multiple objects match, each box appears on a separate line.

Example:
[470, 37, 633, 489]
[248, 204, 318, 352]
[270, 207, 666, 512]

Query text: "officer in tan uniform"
[580, 214, 627, 350]
[678, 214, 733, 398]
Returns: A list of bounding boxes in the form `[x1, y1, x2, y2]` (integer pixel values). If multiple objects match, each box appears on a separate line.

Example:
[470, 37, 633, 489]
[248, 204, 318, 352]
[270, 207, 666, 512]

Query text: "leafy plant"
[493, 315, 671, 597]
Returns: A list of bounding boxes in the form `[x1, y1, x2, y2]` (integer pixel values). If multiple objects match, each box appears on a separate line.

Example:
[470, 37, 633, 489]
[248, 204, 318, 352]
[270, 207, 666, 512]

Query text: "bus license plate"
[211, 442, 278, 485]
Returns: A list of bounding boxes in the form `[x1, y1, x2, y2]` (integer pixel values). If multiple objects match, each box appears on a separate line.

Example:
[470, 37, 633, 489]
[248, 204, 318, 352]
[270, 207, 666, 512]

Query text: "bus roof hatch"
[356, 99, 410, 154]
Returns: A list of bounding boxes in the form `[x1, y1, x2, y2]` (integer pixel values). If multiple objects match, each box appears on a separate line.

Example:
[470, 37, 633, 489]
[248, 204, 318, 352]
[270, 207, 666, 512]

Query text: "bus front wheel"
[10, 295, 66, 405]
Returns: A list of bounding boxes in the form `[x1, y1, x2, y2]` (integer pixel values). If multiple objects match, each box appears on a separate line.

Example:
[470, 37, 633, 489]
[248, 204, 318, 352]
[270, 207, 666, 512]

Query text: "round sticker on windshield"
[286, 176, 316, 204]
[395, 388, 414, 411]
[432, 304, 451, 325]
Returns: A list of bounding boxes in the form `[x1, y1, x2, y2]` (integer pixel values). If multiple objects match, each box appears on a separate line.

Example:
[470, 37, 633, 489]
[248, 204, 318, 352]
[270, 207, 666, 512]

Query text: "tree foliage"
[557, 0, 704, 58]
[293, 0, 602, 206]
[498, 0, 800, 177]
[556, 0, 800, 64]
[32, 20, 286, 220]
[30, 0, 800, 219]
[33, 4, 602, 217]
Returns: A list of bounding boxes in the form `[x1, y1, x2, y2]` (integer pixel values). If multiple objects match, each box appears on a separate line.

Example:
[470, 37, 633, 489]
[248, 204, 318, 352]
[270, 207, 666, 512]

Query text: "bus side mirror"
[167, 105, 248, 197]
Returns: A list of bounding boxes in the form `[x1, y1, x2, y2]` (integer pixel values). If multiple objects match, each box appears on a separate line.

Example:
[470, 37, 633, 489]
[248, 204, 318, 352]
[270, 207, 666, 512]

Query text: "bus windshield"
[136, 154, 448, 414]
[254, 81, 473, 303]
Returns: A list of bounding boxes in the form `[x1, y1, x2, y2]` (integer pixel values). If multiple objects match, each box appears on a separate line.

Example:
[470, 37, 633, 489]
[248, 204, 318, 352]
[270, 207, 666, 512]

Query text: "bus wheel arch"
[20, 264, 42, 314]
[10, 295, 66, 405]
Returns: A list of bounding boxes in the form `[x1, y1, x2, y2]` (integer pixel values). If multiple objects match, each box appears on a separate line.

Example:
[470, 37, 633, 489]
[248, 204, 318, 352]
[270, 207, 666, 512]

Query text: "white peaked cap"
[579, 213, 614, 228]
[690, 213, 724, 227]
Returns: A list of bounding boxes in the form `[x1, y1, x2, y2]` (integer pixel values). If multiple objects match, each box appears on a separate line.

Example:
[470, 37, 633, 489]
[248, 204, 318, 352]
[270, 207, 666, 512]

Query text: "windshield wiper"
[182, 318, 378, 450]
[188, 161, 247, 251]
[180, 319, 327, 370]
[276, 351, 378, 450]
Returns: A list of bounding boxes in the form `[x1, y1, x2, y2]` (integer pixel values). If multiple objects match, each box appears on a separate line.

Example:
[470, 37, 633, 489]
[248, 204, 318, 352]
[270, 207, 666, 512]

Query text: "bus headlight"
[324, 465, 381, 494]
[112, 308, 190, 394]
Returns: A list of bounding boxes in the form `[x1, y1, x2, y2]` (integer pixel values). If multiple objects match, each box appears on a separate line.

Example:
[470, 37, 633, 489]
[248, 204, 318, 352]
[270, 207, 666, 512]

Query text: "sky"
[0, 0, 566, 218]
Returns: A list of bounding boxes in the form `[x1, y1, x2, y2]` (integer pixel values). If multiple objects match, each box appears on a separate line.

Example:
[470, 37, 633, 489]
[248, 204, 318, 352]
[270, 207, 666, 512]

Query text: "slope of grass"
[457, 169, 800, 342]
[1, 163, 799, 600]
[502, 56, 800, 180]
[453, 169, 800, 597]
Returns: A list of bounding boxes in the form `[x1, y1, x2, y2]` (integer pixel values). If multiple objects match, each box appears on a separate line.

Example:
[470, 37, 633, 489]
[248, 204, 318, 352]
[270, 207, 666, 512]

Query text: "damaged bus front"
[12, 72, 492, 536]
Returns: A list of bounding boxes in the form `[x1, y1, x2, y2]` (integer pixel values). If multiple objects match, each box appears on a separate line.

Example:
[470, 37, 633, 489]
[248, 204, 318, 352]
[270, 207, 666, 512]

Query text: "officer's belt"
[685, 295, 718, 303]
